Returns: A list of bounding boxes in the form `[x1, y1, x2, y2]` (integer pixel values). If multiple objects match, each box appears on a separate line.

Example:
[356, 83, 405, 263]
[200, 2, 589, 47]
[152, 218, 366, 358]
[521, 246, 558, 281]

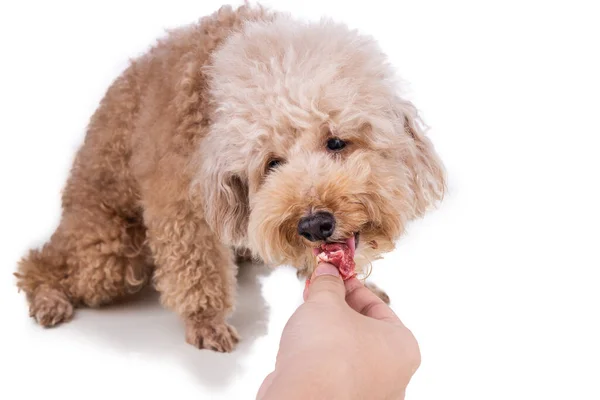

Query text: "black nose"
[297, 212, 336, 242]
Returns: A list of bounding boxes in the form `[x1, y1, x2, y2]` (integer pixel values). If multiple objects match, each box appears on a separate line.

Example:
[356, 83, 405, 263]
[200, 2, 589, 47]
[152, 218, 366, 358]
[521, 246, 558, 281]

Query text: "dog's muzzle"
[297, 212, 335, 242]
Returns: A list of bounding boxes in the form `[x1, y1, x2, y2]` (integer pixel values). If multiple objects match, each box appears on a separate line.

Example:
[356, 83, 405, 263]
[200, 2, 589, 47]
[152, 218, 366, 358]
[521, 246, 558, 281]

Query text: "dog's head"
[197, 16, 444, 274]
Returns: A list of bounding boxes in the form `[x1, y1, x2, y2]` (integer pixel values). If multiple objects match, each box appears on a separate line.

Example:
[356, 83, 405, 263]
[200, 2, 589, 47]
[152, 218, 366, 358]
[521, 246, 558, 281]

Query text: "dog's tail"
[15, 244, 74, 327]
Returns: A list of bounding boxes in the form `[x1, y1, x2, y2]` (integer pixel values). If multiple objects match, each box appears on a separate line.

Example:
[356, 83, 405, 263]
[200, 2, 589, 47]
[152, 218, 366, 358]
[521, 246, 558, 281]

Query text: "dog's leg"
[234, 247, 254, 264]
[145, 205, 239, 352]
[16, 208, 150, 327]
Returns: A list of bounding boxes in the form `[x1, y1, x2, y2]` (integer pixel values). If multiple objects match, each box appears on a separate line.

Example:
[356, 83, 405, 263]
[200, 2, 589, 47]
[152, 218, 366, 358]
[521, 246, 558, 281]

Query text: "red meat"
[316, 242, 356, 280]
[315, 237, 356, 280]
[305, 237, 357, 293]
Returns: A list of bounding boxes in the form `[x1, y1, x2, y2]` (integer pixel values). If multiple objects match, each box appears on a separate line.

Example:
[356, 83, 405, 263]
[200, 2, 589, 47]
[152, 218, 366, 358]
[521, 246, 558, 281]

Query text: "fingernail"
[314, 263, 340, 278]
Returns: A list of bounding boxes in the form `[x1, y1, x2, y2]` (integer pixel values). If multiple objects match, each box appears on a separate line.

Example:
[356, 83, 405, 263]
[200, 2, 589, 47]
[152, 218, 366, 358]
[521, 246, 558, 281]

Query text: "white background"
[1, 1, 599, 399]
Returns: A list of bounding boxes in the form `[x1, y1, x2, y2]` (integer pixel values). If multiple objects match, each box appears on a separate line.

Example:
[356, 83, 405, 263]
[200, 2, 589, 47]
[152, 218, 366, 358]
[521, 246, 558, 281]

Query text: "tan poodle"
[15, 4, 444, 352]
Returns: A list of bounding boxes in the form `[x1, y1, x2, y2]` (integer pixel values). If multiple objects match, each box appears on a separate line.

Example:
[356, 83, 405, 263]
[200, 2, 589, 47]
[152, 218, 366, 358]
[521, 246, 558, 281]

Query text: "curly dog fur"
[15, 4, 444, 352]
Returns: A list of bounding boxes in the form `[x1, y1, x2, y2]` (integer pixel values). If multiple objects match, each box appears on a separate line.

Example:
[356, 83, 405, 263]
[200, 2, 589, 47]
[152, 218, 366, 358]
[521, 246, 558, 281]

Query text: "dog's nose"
[297, 212, 336, 242]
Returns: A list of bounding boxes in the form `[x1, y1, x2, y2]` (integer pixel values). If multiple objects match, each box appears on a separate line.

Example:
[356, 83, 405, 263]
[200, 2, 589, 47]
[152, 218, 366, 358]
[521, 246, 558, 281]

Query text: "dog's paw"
[365, 282, 390, 305]
[185, 319, 240, 352]
[29, 288, 74, 327]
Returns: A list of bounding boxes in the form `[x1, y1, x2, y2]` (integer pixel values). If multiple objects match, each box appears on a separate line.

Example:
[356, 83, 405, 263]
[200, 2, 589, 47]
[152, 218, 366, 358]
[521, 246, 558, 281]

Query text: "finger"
[256, 371, 275, 399]
[344, 278, 402, 323]
[302, 277, 310, 301]
[305, 263, 345, 303]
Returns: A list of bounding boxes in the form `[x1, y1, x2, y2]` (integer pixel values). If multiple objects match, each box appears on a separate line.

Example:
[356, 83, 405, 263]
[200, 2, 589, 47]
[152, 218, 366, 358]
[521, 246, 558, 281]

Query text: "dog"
[15, 4, 444, 352]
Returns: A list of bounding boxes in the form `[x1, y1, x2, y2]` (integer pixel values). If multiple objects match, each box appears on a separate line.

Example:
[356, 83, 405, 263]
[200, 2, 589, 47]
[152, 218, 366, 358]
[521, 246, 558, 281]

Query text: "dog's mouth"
[311, 232, 359, 258]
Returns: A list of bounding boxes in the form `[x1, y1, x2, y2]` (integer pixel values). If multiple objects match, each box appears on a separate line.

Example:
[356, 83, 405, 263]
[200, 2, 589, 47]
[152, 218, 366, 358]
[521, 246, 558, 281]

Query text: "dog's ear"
[200, 168, 250, 246]
[393, 97, 446, 217]
[175, 55, 250, 245]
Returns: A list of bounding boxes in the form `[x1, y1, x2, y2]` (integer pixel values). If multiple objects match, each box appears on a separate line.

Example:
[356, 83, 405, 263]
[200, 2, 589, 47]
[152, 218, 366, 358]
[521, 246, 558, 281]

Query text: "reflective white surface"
[1, 1, 599, 399]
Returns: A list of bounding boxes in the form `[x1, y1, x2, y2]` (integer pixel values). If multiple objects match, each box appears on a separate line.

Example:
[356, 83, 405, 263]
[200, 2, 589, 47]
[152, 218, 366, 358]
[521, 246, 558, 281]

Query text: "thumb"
[303, 263, 345, 302]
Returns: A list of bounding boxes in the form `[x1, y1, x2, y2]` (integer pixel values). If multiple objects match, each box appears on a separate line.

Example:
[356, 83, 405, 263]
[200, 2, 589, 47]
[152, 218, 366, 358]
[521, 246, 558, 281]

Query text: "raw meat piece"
[314, 236, 356, 280]
[305, 237, 356, 292]
[316, 242, 356, 280]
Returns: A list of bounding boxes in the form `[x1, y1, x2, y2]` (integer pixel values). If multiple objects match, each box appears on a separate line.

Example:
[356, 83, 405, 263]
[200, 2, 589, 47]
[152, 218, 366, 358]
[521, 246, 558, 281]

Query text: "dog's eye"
[266, 158, 283, 172]
[326, 138, 346, 151]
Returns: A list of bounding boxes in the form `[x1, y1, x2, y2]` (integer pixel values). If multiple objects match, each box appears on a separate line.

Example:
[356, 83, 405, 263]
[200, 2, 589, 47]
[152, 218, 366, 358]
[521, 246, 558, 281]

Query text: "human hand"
[257, 263, 421, 400]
